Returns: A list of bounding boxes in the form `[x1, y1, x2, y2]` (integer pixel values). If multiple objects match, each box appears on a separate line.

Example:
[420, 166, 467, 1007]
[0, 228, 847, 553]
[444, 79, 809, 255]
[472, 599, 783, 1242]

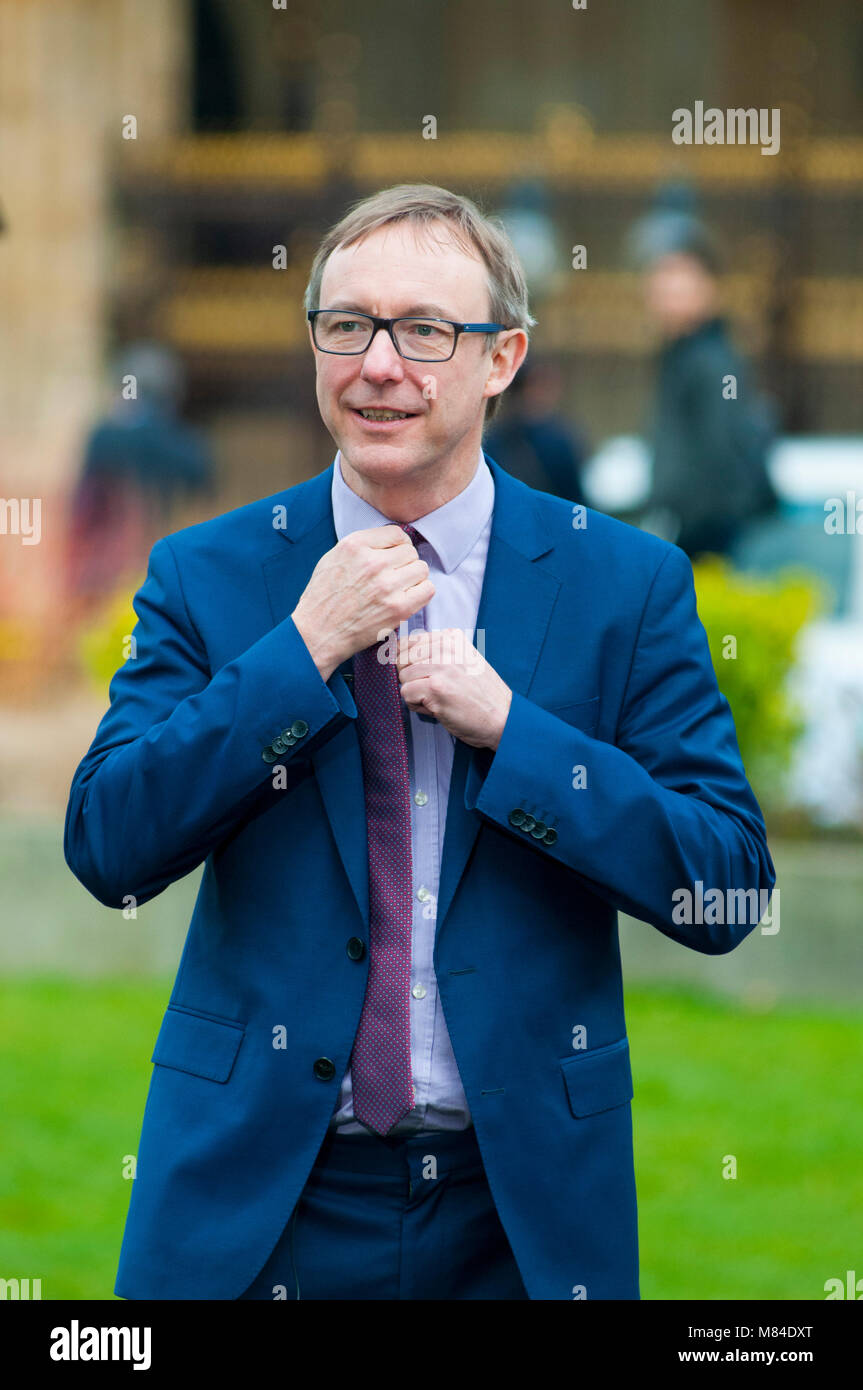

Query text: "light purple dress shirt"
[328, 447, 495, 1134]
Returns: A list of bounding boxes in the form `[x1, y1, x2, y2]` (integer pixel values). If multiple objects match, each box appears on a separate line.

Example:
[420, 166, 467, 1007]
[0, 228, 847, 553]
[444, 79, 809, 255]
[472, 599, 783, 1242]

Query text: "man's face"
[311, 220, 515, 491]
[643, 252, 718, 338]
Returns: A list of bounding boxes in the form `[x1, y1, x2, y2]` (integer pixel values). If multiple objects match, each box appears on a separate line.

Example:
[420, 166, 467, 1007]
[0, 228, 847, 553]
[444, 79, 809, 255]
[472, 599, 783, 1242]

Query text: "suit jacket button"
[509, 808, 526, 827]
[521, 814, 536, 833]
[291, 719, 309, 738]
[271, 736, 288, 754]
[261, 746, 279, 763]
[313, 1057, 336, 1081]
[346, 936, 366, 961]
[530, 820, 547, 839]
[543, 827, 558, 845]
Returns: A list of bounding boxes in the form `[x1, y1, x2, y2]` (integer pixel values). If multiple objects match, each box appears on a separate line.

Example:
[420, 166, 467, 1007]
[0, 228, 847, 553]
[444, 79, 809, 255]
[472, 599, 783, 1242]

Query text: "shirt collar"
[331, 447, 494, 575]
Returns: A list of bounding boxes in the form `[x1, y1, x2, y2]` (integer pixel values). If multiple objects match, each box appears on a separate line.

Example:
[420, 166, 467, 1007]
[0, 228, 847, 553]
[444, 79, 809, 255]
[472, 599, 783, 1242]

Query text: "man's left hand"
[396, 628, 512, 751]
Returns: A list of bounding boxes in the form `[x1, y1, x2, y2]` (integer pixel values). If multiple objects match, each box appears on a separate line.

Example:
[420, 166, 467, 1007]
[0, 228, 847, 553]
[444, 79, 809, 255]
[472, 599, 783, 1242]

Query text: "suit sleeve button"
[530, 820, 547, 839]
[346, 936, 366, 961]
[292, 719, 309, 738]
[262, 746, 279, 763]
[509, 808, 526, 827]
[543, 827, 558, 845]
[313, 1057, 336, 1081]
[521, 814, 536, 833]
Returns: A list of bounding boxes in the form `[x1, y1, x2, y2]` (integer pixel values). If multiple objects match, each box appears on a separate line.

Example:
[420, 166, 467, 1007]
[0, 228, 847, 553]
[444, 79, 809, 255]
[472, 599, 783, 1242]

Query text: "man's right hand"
[291, 525, 435, 683]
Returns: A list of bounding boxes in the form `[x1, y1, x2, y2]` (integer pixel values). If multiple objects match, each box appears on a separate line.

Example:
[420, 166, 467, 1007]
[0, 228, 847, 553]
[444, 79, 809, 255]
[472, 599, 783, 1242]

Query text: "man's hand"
[397, 628, 512, 751]
[291, 526, 434, 682]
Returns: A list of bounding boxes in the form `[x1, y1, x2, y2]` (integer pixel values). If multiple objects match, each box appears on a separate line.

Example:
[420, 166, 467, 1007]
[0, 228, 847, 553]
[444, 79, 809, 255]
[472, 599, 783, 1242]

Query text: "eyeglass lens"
[313, 312, 456, 360]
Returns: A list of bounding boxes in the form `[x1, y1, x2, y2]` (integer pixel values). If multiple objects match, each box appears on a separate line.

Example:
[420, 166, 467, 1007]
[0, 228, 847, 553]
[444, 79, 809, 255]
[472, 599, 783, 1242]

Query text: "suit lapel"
[262, 465, 370, 930]
[434, 457, 559, 935]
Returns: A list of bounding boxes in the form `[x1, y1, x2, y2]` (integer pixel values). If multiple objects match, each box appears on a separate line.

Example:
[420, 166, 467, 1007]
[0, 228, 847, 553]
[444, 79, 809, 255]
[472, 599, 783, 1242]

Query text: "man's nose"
[360, 327, 405, 380]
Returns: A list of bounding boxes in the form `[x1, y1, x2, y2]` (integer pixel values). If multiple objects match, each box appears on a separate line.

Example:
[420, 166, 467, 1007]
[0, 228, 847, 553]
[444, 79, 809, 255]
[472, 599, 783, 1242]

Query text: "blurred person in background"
[66, 342, 215, 610]
[484, 355, 589, 505]
[630, 195, 778, 560]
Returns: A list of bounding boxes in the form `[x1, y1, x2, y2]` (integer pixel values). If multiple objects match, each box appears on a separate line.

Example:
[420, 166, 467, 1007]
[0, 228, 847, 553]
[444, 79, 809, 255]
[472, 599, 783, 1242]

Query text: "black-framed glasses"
[308, 310, 509, 362]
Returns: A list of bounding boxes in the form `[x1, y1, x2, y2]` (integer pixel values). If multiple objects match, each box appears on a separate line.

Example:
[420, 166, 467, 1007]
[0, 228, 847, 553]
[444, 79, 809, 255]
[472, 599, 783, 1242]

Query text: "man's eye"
[410, 323, 441, 337]
[337, 320, 362, 332]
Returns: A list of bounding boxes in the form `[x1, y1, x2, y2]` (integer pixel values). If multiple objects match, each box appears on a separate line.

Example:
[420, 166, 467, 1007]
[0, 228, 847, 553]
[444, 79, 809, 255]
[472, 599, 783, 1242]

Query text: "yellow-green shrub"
[691, 557, 823, 808]
[77, 586, 142, 695]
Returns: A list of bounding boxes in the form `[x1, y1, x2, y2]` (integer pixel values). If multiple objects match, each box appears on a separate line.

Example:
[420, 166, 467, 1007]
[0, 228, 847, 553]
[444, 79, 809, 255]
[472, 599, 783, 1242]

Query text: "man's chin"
[338, 417, 427, 471]
[339, 441, 424, 484]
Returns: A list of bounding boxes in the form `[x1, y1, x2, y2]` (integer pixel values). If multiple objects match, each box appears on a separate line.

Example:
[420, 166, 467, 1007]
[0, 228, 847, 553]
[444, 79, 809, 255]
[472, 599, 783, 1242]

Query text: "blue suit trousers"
[238, 1126, 529, 1300]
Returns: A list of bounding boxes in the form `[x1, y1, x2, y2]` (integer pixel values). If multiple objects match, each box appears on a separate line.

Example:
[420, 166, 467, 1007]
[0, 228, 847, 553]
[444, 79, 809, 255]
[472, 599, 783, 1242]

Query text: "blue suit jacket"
[64, 454, 775, 1300]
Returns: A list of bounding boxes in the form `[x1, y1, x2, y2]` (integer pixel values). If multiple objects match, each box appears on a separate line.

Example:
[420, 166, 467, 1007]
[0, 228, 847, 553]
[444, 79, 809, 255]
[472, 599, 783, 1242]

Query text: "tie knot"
[398, 522, 425, 547]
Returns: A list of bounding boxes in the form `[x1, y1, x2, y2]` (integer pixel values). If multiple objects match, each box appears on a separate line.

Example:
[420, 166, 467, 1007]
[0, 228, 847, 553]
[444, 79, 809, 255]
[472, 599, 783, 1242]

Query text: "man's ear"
[483, 329, 529, 406]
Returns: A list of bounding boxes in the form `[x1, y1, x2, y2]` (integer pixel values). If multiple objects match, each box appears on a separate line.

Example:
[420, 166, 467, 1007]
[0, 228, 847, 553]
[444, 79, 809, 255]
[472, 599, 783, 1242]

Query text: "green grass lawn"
[1, 977, 861, 1300]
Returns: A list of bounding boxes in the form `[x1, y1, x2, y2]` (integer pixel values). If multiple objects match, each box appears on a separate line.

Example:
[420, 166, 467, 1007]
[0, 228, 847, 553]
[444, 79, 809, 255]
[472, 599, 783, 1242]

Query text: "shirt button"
[417, 886, 431, 902]
[411, 983, 427, 999]
[414, 790, 429, 806]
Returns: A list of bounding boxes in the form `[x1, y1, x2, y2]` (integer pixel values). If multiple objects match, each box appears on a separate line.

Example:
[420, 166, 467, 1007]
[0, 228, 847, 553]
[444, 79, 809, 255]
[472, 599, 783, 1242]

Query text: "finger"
[400, 677, 432, 707]
[391, 559, 428, 589]
[397, 630, 432, 665]
[361, 524, 415, 550]
[390, 544, 422, 571]
[401, 577, 435, 606]
[397, 660, 434, 686]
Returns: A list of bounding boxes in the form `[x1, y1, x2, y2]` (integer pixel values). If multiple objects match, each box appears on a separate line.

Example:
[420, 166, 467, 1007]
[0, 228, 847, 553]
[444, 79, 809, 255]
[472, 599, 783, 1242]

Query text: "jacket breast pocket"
[560, 1036, 633, 1117]
[544, 694, 600, 738]
[151, 1005, 245, 1083]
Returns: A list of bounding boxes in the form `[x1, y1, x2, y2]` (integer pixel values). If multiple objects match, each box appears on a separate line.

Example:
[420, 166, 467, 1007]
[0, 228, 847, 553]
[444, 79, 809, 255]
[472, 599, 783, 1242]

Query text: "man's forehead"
[320, 220, 488, 307]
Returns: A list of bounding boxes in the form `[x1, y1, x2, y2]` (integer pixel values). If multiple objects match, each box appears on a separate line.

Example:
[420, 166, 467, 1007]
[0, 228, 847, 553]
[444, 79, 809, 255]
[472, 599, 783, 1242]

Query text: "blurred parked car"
[584, 435, 863, 826]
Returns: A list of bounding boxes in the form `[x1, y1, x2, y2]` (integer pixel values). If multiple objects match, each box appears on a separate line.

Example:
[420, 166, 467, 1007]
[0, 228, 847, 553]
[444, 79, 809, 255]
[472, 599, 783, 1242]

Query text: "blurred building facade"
[2, 0, 863, 630]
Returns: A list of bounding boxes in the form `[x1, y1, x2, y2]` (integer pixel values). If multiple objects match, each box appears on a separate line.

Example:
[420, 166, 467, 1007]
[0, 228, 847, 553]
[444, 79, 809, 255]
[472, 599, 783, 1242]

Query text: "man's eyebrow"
[326, 301, 462, 320]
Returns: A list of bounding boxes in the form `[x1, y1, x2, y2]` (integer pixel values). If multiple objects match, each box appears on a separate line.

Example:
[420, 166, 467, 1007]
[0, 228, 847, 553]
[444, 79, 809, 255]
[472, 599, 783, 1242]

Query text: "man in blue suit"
[65, 183, 775, 1301]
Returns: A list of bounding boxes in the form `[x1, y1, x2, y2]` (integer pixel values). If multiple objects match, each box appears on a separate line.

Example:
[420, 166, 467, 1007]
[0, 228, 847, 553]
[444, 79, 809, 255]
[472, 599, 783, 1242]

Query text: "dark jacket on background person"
[67, 405, 215, 602]
[647, 316, 777, 557]
[484, 415, 587, 506]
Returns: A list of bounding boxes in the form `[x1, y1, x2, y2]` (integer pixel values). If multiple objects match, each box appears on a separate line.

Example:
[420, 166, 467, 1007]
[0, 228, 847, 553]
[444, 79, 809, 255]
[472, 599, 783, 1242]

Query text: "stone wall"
[0, 0, 189, 622]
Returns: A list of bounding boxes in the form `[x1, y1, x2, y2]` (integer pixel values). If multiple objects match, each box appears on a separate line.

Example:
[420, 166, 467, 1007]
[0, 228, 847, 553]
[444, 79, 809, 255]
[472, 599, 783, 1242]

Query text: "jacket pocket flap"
[561, 1037, 633, 1116]
[151, 1007, 245, 1083]
[545, 695, 600, 735]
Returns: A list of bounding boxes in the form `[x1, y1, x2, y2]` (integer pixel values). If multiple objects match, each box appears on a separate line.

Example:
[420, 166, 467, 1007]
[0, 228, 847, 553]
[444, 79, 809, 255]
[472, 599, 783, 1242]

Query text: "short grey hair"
[303, 183, 535, 424]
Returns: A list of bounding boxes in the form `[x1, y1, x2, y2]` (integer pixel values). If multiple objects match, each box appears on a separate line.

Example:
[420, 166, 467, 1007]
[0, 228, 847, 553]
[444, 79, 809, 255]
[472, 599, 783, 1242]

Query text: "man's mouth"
[351, 407, 417, 422]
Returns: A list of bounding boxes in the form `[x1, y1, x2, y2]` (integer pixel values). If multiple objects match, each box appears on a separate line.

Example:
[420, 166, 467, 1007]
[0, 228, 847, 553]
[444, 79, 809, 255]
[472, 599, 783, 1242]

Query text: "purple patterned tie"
[349, 523, 425, 1135]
